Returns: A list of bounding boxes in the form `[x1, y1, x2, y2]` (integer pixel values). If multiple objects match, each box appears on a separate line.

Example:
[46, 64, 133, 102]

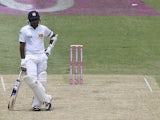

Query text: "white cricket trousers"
[25, 53, 48, 107]
[25, 53, 48, 77]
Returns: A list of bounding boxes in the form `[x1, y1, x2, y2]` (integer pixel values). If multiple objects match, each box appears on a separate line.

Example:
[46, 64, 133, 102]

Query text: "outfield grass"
[1, 14, 160, 85]
[144, 0, 160, 11]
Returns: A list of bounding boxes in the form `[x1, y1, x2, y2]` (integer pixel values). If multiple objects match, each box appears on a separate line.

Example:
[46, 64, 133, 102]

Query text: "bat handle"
[18, 70, 23, 80]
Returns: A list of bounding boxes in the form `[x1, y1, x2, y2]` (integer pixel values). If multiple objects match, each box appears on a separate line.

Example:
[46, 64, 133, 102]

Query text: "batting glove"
[21, 59, 26, 72]
[45, 44, 54, 56]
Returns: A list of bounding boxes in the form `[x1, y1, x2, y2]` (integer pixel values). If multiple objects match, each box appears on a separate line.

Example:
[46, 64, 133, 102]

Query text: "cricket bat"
[8, 70, 23, 110]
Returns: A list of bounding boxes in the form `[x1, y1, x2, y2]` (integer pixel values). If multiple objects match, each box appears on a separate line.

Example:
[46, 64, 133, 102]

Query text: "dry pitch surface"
[0, 75, 160, 120]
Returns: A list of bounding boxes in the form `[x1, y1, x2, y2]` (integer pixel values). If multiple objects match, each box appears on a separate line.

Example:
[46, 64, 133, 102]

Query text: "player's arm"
[20, 42, 25, 59]
[20, 42, 26, 71]
[45, 34, 58, 56]
[49, 34, 57, 44]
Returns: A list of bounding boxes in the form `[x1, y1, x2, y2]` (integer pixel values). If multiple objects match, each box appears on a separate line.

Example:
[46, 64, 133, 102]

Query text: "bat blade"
[8, 79, 21, 110]
[8, 96, 16, 110]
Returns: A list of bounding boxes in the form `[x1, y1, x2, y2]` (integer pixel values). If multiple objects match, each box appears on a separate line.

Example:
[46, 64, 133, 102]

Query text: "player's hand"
[21, 59, 26, 72]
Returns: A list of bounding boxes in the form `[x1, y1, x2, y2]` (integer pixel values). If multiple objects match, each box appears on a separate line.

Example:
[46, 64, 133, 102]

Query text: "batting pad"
[38, 71, 47, 89]
[24, 76, 50, 103]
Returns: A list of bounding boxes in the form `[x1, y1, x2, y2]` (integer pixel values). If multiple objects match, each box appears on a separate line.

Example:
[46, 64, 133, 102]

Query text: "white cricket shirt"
[19, 24, 53, 55]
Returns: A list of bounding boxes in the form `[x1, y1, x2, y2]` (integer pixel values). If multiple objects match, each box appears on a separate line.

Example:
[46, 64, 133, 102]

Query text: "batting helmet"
[28, 11, 40, 21]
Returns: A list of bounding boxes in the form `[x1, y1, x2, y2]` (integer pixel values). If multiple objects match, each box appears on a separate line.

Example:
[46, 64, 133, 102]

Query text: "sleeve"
[44, 26, 54, 38]
[19, 28, 26, 43]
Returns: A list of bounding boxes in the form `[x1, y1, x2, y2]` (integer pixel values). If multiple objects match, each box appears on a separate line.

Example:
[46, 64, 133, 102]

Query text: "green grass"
[1, 14, 160, 85]
[144, 0, 160, 11]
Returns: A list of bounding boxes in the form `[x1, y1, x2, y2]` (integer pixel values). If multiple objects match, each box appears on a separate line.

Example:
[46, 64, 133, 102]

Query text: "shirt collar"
[29, 24, 40, 30]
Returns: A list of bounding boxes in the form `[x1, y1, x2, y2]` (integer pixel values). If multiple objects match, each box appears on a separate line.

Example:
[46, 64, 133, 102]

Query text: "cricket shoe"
[32, 105, 41, 111]
[45, 95, 53, 111]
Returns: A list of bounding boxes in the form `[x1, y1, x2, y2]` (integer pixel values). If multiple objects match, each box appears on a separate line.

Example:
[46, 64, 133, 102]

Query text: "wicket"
[69, 45, 83, 84]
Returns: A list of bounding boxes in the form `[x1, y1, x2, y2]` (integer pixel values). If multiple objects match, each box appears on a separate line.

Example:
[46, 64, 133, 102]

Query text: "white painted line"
[1, 76, 6, 92]
[0, 0, 74, 12]
[0, 0, 32, 10]
[144, 77, 153, 92]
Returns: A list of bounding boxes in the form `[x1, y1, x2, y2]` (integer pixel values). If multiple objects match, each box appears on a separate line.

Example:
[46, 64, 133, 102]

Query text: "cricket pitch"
[0, 74, 160, 120]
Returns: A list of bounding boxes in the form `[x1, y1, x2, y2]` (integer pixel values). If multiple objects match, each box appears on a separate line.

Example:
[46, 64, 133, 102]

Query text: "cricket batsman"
[19, 10, 58, 111]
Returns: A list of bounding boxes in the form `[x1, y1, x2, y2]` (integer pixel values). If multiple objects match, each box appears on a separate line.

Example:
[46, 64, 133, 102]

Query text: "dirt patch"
[0, 75, 160, 120]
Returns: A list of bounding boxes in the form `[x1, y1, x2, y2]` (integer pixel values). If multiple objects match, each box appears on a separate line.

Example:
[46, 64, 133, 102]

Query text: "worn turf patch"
[1, 75, 160, 120]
